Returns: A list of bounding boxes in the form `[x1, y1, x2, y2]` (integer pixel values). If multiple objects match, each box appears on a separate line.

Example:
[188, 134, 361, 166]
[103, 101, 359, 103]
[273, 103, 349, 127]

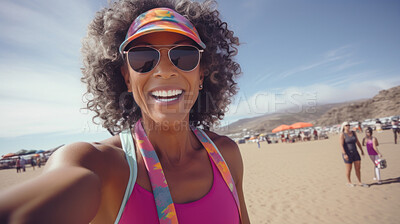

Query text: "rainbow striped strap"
[134, 119, 241, 223]
[134, 120, 178, 224]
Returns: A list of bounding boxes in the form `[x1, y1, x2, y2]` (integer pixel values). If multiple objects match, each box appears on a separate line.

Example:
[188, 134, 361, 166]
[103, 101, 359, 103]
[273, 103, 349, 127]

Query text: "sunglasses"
[123, 45, 203, 73]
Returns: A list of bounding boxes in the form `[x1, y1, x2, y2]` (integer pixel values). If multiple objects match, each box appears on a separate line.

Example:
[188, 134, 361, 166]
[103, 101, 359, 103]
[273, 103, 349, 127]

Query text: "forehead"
[130, 32, 194, 46]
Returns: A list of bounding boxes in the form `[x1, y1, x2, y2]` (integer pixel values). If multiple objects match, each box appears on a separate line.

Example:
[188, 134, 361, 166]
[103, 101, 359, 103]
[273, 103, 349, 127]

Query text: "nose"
[152, 48, 177, 79]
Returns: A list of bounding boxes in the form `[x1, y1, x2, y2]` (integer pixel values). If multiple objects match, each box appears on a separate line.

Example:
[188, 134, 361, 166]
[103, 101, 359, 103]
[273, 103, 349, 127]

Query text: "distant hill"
[214, 85, 400, 136]
[214, 102, 349, 136]
[314, 85, 400, 126]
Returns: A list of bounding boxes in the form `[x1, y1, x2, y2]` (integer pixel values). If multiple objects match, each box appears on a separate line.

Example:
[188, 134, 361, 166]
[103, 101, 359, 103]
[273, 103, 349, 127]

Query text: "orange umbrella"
[290, 122, 313, 129]
[1, 153, 16, 159]
[272, 124, 291, 133]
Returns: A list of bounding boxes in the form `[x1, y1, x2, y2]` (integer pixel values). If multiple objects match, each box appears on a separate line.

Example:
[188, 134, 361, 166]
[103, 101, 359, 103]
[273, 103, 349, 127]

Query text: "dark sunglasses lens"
[169, 46, 200, 71]
[127, 47, 159, 73]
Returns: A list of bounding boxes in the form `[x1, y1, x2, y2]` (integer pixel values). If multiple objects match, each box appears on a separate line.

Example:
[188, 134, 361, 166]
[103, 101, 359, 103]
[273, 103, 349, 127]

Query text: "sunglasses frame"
[123, 44, 204, 73]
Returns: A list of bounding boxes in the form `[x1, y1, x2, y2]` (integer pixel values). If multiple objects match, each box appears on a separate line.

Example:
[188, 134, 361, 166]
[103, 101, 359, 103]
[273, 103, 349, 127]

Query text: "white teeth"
[157, 97, 179, 102]
[151, 89, 183, 97]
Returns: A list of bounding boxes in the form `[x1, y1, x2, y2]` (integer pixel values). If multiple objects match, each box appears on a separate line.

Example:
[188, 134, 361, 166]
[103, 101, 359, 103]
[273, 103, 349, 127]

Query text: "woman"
[340, 122, 368, 187]
[362, 127, 383, 184]
[391, 118, 399, 144]
[0, 0, 250, 223]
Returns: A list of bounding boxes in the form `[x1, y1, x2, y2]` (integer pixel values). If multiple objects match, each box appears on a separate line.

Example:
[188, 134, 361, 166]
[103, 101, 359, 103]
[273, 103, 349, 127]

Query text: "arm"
[228, 140, 250, 224]
[353, 132, 364, 156]
[209, 133, 250, 224]
[362, 137, 366, 146]
[339, 133, 348, 159]
[0, 142, 103, 224]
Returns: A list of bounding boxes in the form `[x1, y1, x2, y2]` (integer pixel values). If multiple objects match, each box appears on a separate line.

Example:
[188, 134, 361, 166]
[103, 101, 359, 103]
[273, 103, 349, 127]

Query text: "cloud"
[224, 76, 400, 122]
[0, 0, 106, 138]
[273, 45, 356, 80]
[0, 0, 98, 69]
[0, 65, 102, 138]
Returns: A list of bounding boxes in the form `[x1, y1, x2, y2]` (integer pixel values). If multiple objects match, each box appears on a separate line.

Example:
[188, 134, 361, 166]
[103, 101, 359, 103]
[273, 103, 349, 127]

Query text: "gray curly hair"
[81, 0, 241, 134]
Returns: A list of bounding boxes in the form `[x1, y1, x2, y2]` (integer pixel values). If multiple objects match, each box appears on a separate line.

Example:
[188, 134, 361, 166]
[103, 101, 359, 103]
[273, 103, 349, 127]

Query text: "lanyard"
[134, 119, 241, 223]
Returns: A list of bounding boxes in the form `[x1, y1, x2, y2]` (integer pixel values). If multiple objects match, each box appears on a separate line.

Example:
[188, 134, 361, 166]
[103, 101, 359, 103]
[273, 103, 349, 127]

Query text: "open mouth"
[151, 89, 184, 102]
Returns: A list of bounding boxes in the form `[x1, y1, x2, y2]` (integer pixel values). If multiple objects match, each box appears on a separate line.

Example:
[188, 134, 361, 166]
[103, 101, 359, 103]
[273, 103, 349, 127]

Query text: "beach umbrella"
[272, 124, 291, 133]
[290, 122, 313, 129]
[15, 149, 28, 156]
[26, 149, 37, 155]
[2, 153, 16, 159]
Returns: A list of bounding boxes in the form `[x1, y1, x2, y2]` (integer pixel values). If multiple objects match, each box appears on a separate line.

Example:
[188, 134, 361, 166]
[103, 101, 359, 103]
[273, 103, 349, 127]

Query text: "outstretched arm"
[0, 142, 103, 224]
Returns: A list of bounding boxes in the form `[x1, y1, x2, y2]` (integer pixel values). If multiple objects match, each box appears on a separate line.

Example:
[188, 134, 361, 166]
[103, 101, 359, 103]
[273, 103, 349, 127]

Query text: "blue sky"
[1, 0, 399, 155]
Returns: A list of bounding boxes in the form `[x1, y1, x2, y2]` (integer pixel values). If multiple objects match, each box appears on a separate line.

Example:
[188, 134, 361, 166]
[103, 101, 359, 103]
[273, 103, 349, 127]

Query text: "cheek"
[129, 75, 148, 105]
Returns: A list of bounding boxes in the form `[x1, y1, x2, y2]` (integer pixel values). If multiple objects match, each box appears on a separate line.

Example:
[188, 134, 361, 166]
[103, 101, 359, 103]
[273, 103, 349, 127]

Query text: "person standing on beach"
[391, 118, 399, 144]
[30, 156, 36, 171]
[0, 1, 250, 223]
[340, 121, 368, 187]
[20, 157, 26, 172]
[15, 157, 21, 173]
[362, 127, 383, 184]
[36, 157, 41, 168]
[375, 119, 383, 133]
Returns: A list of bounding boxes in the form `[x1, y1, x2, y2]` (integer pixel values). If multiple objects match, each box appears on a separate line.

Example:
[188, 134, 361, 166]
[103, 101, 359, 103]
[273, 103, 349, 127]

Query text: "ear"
[199, 67, 205, 86]
[121, 64, 132, 92]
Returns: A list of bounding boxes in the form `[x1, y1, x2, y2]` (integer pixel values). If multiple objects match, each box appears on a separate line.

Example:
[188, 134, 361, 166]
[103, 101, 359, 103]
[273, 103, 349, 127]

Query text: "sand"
[1, 130, 399, 223]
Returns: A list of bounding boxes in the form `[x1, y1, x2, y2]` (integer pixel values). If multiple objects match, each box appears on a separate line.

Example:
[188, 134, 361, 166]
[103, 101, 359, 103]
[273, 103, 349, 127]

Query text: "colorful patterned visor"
[119, 7, 206, 54]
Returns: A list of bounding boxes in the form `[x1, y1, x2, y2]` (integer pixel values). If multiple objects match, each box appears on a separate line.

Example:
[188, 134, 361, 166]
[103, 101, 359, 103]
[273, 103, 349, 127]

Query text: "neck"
[139, 115, 201, 166]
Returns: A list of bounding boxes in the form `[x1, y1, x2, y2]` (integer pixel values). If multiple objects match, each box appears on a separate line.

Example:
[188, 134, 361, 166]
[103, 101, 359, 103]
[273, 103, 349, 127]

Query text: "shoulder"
[204, 130, 243, 184]
[45, 135, 127, 179]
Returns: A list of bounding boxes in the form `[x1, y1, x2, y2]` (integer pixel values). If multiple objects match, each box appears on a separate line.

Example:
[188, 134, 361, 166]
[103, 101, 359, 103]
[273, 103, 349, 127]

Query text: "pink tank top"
[366, 138, 377, 155]
[118, 154, 240, 223]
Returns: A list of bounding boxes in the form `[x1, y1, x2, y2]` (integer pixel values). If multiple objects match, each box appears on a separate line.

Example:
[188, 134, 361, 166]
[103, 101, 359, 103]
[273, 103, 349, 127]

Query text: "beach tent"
[272, 124, 291, 133]
[290, 122, 313, 129]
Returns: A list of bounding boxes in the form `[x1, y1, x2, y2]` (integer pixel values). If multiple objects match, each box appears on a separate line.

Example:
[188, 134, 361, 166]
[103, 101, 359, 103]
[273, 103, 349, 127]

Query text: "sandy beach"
[1, 130, 399, 223]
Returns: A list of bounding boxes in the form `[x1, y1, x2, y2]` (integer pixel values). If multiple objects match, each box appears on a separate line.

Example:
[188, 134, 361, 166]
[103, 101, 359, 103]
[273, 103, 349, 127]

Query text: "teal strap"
[115, 129, 138, 224]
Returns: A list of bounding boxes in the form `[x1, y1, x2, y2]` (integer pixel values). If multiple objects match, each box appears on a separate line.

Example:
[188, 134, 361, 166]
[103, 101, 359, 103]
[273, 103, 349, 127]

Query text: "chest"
[135, 148, 214, 204]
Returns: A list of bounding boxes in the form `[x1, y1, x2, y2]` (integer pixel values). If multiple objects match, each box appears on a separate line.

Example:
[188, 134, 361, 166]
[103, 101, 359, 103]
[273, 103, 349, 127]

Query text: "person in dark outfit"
[340, 122, 368, 187]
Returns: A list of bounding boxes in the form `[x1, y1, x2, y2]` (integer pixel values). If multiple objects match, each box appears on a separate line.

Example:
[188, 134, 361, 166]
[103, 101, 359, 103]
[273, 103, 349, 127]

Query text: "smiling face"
[121, 32, 204, 125]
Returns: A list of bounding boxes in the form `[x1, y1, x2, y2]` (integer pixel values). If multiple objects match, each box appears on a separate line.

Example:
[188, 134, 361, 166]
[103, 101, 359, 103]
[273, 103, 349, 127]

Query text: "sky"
[0, 0, 399, 155]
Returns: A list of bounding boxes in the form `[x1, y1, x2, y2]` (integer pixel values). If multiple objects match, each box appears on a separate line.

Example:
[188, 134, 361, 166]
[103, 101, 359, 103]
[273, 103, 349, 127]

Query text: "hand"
[361, 151, 364, 156]
[379, 153, 382, 157]
[343, 153, 348, 160]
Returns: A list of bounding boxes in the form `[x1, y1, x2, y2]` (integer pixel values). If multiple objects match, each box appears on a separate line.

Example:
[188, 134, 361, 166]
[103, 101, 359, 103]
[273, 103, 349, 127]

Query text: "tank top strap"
[190, 126, 242, 222]
[115, 129, 138, 224]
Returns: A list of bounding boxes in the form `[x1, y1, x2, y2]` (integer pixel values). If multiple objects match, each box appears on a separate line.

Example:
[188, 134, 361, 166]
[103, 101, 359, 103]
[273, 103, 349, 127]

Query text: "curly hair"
[81, 0, 240, 134]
